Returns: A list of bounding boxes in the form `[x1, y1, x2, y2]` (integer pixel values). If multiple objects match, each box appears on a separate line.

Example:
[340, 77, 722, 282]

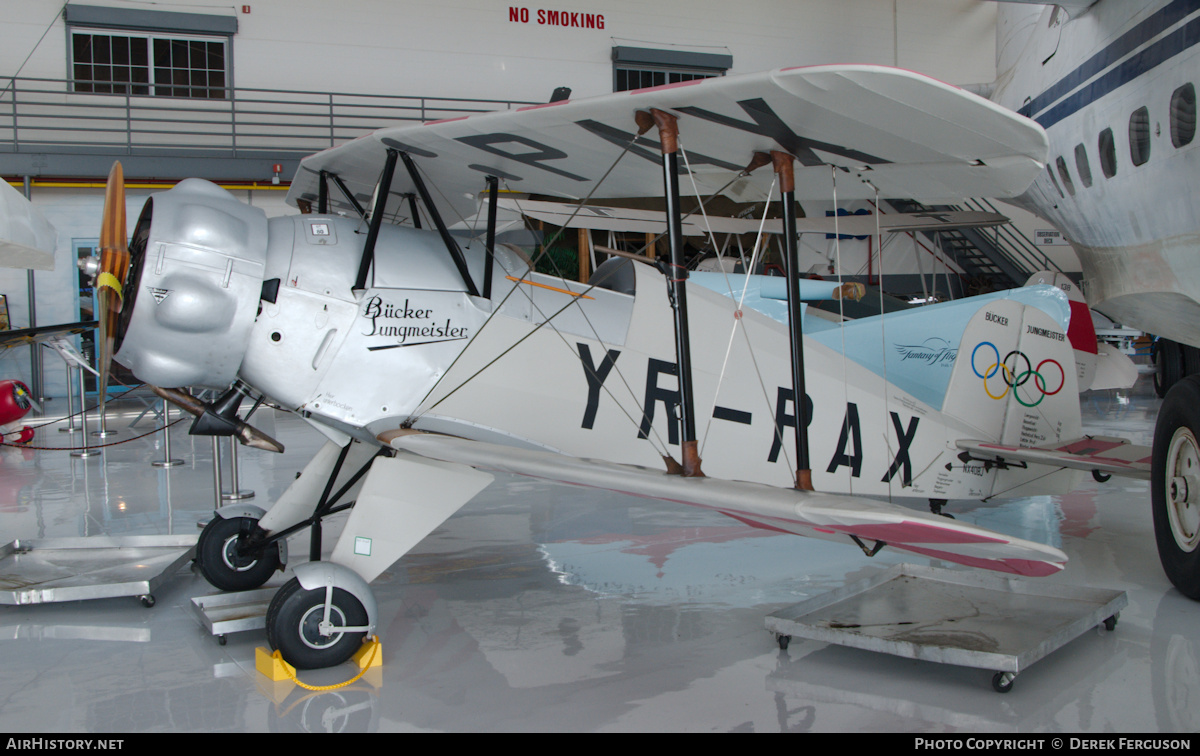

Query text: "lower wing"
[387, 432, 1068, 577]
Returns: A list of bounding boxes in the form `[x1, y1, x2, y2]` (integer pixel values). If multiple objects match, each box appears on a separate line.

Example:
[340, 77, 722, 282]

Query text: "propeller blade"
[95, 162, 130, 420]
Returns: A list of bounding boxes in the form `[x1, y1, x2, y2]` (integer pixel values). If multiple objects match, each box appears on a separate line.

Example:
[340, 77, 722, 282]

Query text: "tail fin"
[942, 296, 1083, 497]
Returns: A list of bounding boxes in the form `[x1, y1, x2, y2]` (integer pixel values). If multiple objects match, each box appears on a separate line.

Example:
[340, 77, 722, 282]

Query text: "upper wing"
[388, 432, 1068, 578]
[287, 65, 1048, 226]
[497, 197, 1009, 237]
[1, 180, 57, 271]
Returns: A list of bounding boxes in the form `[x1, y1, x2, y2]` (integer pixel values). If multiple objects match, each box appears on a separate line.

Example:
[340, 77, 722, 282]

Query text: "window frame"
[1171, 82, 1196, 149]
[1098, 127, 1118, 178]
[612, 46, 731, 93]
[70, 27, 230, 100]
[64, 5, 237, 100]
[1074, 143, 1093, 188]
[1056, 155, 1076, 196]
[1129, 106, 1152, 166]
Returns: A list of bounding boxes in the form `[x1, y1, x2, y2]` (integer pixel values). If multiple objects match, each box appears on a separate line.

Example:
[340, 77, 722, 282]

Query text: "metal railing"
[955, 197, 1067, 277]
[0, 77, 539, 158]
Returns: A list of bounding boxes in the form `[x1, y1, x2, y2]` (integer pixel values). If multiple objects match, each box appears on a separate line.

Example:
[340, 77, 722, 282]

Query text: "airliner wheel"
[1155, 339, 1184, 398]
[1151, 376, 1200, 599]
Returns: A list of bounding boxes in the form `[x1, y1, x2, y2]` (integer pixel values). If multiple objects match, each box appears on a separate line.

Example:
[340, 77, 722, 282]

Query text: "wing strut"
[398, 150, 481, 298]
[483, 175, 498, 300]
[638, 108, 702, 477]
[353, 148, 399, 292]
[770, 151, 814, 491]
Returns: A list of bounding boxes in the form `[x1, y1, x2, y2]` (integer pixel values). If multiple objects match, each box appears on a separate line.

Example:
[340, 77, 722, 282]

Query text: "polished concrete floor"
[0, 372, 1195, 733]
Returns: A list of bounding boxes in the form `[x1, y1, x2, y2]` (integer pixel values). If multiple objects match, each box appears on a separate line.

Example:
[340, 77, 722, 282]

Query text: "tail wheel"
[196, 515, 281, 592]
[266, 577, 369, 670]
[1151, 376, 1200, 599]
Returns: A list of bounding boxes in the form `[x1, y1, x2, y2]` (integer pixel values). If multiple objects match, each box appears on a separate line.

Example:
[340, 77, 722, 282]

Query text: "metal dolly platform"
[765, 563, 1127, 692]
[190, 588, 275, 645]
[0, 535, 198, 608]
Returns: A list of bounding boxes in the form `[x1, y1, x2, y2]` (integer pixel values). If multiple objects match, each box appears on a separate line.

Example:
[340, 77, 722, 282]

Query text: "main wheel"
[1151, 376, 1200, 599]
[1155, 339, 1184, 398]
[266, 577, 369, 670]
[196, 515, 281, 592]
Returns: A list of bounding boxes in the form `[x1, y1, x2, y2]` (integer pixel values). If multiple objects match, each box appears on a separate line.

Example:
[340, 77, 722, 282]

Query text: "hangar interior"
[1, 0, 1198, 734]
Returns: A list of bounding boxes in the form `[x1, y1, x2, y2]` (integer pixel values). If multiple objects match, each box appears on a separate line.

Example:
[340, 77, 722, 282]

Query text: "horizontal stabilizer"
[956, 436, 1151, 479]
[387, 432, 1068, 577]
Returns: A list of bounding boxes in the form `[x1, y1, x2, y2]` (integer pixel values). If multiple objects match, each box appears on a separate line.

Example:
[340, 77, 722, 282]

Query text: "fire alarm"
[241, 5, 251, 13]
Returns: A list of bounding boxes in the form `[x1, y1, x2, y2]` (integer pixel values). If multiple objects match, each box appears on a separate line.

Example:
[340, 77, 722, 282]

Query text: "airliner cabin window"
[1129, 107, 1151, 166]
[1056, 156, 1076, 196]
[1046, 165, 1065, 198]
[1171, 83, 1196, 148]
[1098, 128, 1118, 178]
[1074, 144, 1093, 188]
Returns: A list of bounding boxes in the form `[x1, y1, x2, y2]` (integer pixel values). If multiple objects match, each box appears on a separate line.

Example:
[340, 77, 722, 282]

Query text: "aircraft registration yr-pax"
[84, 63, 1116, 670]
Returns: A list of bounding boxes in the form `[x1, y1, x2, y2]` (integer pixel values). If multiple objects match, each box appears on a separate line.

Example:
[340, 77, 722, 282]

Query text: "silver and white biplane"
[84, 65, 1133, 669]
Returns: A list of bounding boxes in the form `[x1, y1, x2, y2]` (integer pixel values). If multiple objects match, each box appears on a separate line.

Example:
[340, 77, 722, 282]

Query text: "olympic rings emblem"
[970, 341, 1065, 407]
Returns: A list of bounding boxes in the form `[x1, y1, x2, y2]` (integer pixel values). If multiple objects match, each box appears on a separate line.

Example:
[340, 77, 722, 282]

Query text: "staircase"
[887, 198, 1066, 294]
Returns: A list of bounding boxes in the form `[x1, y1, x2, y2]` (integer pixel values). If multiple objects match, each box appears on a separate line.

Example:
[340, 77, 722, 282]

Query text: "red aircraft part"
[0, 380, 34, 444]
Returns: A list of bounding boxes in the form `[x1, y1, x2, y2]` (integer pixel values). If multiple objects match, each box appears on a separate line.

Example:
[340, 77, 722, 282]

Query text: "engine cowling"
[114, 179, 268, 389]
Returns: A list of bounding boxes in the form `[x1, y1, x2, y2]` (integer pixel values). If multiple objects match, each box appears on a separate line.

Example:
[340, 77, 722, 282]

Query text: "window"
[1130, 106, 1151, 166]
[72, 31, 227, 99]
[65, 5, 236, 99]
[612, 46, 730, 92]
[1047, 165, 1065, 198]
[72, 33, 149, 95]
[1074, 143, 1093, 188]
[1099, 127, 1118, 178]
[615, 68, 716, 92]
[1056, 155, 1076, 196]
[1171, 83, 1196, 148]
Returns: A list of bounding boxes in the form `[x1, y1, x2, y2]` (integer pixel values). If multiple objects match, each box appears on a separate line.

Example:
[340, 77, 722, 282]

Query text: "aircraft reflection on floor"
[0, 375, 1193, 732]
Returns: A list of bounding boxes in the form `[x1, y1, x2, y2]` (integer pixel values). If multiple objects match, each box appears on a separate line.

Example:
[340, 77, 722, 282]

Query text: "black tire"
[1155, 339, 1184, 398]
[196, 515, 281, 592]
[991, 672, 1014, 693]
[1185, 344, 1200, 378]
[266, 577, 369, 670]
[1151, 376, 1200, 599]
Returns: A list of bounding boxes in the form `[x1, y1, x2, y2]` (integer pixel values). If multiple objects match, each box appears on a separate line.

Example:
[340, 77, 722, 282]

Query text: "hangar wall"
[5, 0, 998, 102]
[1, 0, 1016, 400]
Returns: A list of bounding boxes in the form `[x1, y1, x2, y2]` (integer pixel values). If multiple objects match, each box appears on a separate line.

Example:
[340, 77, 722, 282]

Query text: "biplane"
[80, 64, 1145, 669]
